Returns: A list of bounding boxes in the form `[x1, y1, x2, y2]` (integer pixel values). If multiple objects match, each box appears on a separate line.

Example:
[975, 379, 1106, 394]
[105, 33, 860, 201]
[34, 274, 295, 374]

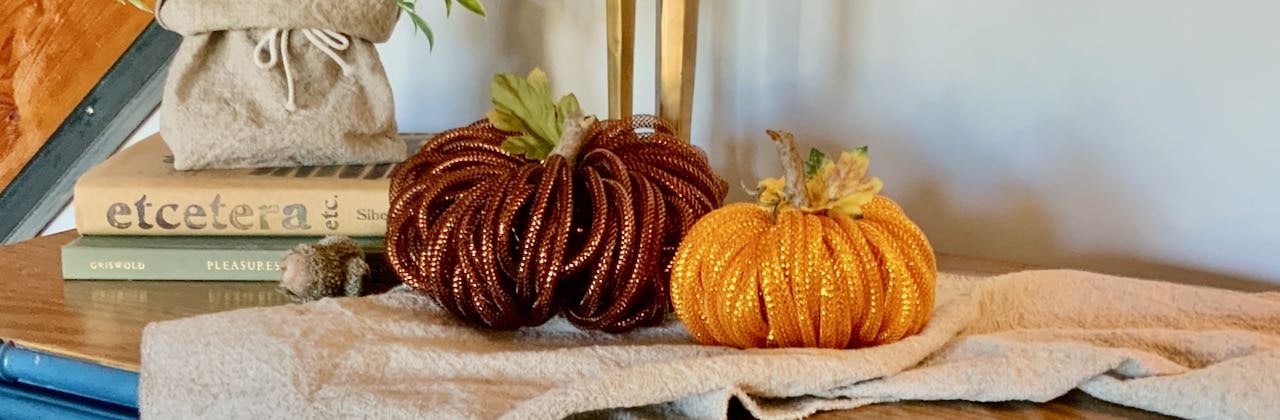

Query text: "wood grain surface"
[657, 0, 699, 141]
[606, 0, 636, 119]
[0, 232, 1170, 418]
[0, 1, 153, 190]
[0, 231, 290, 371]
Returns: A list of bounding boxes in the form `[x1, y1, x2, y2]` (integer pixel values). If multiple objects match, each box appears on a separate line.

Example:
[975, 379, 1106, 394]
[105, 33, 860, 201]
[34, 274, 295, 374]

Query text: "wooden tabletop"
[0, 231, 1168, 418]
[0, 231, 291, 371]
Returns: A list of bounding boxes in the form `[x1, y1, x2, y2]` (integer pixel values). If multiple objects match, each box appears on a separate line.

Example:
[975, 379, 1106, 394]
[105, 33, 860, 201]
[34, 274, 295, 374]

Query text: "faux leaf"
[761, 138, 883, 217]
[805, 167, 830, 209]
[821, 146, 882, 216]
[804, 148, 828, 177]
[755, 177, 787, 209]
[491, 72, 559, 146]
[556, 93, 581, 122]
[489, 69, 581, 160]
[830, 177, 883, 217]
[457, 0, 487, 17]
[499, 134, 554, 160]
[526, 68, 551, 98]
[487, 108, 526, 133]
[822, 147, 871, 198]
[444, 0, 453, 16]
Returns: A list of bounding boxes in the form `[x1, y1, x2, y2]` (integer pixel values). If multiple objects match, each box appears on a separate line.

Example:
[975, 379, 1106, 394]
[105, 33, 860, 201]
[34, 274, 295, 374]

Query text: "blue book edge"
[1, 341, 140, 410]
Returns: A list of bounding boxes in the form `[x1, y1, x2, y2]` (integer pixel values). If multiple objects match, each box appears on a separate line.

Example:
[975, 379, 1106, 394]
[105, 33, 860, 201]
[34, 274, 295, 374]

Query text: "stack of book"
[61, 134, 423, 282]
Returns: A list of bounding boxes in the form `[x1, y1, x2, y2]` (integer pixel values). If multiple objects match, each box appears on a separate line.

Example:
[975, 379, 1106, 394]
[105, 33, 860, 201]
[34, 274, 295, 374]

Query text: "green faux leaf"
[457, 0, 487, 17]
[490, 70, 563, 159]
[804, 147, 829, 177]
[486, 108, 526, 132]
[526, 68, 551, 99]
[500, 134, 554, 160]
[487, 69, 587, 161]
[555, 93, 581, 122]
[444, 0, 453, 16]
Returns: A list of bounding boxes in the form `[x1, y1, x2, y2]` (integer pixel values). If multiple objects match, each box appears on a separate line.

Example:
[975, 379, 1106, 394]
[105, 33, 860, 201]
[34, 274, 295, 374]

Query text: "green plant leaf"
[397, 0, 481, 49]
[804, 147, 829, 177]
[395, 0, 414, 13]
[457, 0, 487, 17]
[397, 0, 435, 49]
[410, 11, 436, 49]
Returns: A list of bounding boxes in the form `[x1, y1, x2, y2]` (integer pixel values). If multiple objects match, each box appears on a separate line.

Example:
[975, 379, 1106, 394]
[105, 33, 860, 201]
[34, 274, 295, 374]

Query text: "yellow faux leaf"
[829, 177, 883, 216]
[756, 134, 884, 217]
[755, 177, 787, 209]
[805, 163, 831, 208]
[800, 146, 884, 216]
[823, 148, 873, 202]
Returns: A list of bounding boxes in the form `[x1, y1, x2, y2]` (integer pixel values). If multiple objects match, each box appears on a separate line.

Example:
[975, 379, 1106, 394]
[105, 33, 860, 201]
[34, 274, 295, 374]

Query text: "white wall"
[42, 113, 159, 236]
[49, 0, 1280, 286]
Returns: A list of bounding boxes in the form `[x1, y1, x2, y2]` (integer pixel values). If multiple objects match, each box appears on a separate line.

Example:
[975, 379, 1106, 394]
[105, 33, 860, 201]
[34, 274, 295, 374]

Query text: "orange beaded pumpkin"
[670, 130, 936, 349]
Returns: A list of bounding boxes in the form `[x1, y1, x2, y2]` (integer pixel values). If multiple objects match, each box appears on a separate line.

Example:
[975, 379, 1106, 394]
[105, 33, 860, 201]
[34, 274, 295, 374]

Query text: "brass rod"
[606, 0, 636, 119]
[657, 0, 699, 142]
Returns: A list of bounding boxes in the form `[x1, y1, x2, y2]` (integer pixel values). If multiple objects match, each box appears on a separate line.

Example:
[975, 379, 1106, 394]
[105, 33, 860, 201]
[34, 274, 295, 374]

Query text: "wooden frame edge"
[0, 22, 179, 244]
[606, 0, 637, 119]
[657, 0, 700, 142]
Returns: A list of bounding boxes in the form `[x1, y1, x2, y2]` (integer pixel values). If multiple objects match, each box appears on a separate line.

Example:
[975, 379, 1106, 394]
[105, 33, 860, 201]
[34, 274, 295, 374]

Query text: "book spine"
[73, 184, 390, 236]
[0, 341, 140, 411]
[61, 245, 290, 281]
[0, 381, 137, 420]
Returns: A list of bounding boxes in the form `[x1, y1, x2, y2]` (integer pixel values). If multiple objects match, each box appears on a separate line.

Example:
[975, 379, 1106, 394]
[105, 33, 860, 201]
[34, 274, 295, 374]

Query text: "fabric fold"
[140, 270, 1280, 419]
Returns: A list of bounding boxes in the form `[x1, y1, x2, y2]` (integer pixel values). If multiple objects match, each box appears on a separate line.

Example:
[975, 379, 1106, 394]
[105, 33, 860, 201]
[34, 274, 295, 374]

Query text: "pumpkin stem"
[767, 129, 810, 208]
[548, 110, 598, 163]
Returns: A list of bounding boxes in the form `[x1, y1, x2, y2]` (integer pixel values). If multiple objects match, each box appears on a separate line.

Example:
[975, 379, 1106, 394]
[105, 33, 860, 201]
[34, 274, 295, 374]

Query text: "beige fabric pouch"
[155, 0, 405, 170]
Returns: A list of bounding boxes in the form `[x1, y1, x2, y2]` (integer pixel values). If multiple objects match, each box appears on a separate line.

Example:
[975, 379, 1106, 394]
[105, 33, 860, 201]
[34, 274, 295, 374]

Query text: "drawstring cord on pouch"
[253, 28, 353, 112]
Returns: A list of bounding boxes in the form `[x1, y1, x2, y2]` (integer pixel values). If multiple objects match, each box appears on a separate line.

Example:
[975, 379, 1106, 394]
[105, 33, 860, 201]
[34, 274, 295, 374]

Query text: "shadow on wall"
[702, 0, 870, 203]
[900, 149, 1277, 292]
[498, 0, 548, 69]
[699, 0, 1277, 290]
[378, 0, 550, 131]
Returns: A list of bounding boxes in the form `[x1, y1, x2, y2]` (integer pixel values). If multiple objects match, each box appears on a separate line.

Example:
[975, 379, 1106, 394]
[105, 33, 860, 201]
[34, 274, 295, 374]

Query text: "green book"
[61, 235, 387, 281]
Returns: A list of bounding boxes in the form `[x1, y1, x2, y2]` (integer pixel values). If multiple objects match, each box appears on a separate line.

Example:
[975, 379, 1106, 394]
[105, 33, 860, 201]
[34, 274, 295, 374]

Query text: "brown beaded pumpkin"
[387, 70, 726, 332]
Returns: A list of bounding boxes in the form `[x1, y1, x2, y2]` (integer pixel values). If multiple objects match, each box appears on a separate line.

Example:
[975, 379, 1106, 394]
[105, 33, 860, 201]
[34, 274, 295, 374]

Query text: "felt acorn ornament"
[670, 130, 936, 349]
[387, 69, 727, 332]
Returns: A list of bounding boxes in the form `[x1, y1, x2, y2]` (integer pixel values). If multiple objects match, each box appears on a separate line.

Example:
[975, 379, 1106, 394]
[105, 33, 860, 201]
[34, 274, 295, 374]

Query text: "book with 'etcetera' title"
[73, 133, 427, 236]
